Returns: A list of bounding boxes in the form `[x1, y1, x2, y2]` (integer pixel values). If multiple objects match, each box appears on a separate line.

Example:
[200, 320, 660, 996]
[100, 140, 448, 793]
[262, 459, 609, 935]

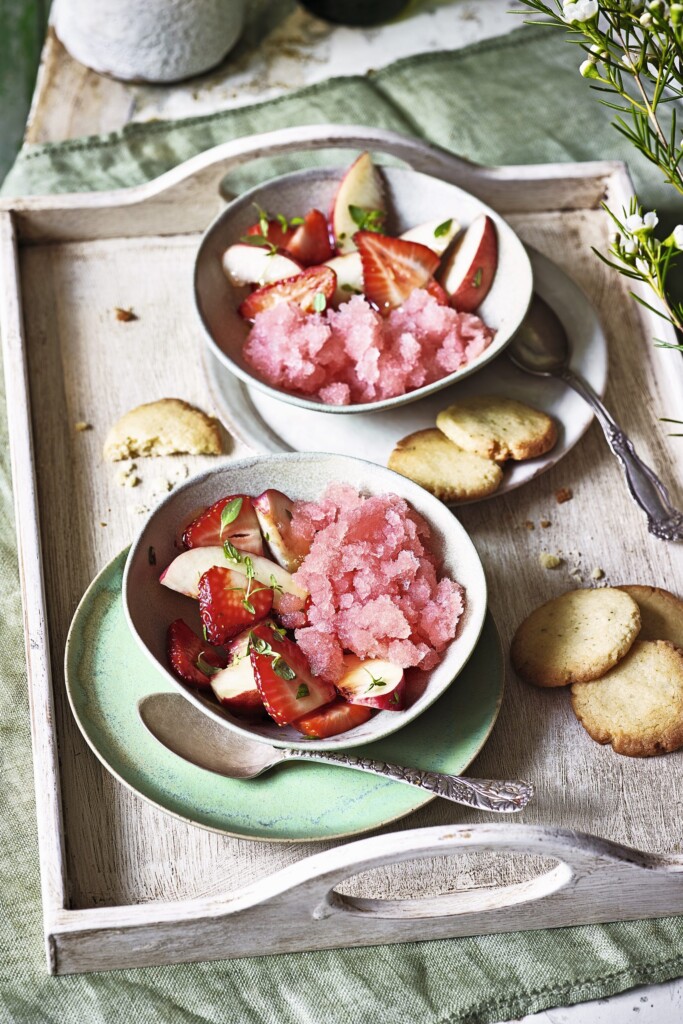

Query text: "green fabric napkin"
[3, 25, 683, 1024]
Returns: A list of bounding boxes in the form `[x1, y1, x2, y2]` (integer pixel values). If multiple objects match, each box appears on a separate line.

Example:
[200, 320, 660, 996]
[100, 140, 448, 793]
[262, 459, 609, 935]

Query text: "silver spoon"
[510, 295, 683, 541]
[137, 692, 534, 813]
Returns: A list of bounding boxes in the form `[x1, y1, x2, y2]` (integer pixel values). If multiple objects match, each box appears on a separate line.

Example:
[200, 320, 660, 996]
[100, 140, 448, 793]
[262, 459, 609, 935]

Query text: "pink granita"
[279, 484, 465, 683]
[242, 288, 494, 405]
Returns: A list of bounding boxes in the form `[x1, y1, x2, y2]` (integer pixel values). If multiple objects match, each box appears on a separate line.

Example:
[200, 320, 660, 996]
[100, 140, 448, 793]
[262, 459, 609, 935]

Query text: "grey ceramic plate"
[66, 549, 504, 842]
[194, 164, 533, 414]
[123, 452, 487, 751]
[204, 250, 608, 501]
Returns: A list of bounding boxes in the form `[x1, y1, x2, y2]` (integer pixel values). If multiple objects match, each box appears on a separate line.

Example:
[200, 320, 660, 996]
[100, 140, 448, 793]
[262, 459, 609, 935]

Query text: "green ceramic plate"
[65, 549, 505, 843]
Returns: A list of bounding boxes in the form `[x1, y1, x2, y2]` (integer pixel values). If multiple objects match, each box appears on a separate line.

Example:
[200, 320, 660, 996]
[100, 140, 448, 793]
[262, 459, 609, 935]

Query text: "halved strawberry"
[286, 209, 334, 266]
[294, 699, 373, 738]
[244, 218, 295, 250]
[167, 619, 225, 689]
[249, 622, 335, 726]
[354, 231, 440, 315]
[198, 566, 273, 645]
[182, 495, 264, 556]
[238, 265, 337, 321]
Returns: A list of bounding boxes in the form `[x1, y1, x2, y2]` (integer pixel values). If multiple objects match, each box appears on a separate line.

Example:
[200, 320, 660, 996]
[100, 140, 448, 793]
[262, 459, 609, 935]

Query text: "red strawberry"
[425, 278, 450, 306]
[239, 266, 337, 321]
[182, 495, 264, 555]
[244, 218, 295, 250]
[249, 622, 335, 726]
[167, 619, 225, 688]
[286, 209, 334, 266]
[294, 699, 373, 738]
[354, 231, 440, 314]
[198, 566, 273, 645]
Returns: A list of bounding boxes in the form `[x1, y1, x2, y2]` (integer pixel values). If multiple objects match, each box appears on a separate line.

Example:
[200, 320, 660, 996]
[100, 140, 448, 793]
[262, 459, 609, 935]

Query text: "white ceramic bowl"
[123, 452, 487, 751]
[194, 164, 533, 415]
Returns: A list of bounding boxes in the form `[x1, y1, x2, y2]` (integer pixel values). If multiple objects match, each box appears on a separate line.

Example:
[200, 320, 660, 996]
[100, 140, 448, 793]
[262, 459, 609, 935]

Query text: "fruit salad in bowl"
[123, 453, 487, 751]
[194, 153, 533, 415]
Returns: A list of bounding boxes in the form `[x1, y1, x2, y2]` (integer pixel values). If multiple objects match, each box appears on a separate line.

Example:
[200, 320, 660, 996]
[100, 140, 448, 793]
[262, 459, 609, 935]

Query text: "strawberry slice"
[198, 566, 273, 645]
[354, 231, 440, 314]
[167, 619, 225, 688]
[294, 699, 373, 738]
[239, 266, 336, 321]
[182, 495, 264, 556]
[249, 622, 335, 726]
[244, 218, 295, 250]
[286, 209, 334, 266]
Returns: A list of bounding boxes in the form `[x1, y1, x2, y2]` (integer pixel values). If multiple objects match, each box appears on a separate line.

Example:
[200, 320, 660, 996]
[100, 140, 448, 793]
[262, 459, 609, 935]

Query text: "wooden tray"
[3, 125, 683, 976]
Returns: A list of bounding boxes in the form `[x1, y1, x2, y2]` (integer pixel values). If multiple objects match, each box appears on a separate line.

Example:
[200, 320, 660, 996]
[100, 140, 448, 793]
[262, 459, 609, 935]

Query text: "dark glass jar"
[299, 1, 412, 27]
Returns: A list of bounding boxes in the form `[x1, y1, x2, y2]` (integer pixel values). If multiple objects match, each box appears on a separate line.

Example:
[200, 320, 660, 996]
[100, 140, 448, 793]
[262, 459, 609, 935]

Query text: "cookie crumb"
[539, 552, 563, 570]
[114, 307, 138, 322]
[591, 567, 605, 580]
[524, 520, 535, 531]
[556, 487, 573, 504]
[133, 504, 150, 515]
[152, 477, 174, 495]
[100, 522, 107, 527]
[74, 421, 91, 432]
[540, 518, 551, 528]
[115, 463, 140, 488]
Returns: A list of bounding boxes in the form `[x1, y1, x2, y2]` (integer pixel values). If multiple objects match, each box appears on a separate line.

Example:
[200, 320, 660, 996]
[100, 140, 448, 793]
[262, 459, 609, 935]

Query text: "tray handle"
[253, 824, 683, 931]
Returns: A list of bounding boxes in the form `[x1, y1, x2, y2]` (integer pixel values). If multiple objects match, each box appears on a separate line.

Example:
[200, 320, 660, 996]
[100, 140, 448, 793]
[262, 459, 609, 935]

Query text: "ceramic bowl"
[194, 164, 533, 415]
[123, 452, 488, 751]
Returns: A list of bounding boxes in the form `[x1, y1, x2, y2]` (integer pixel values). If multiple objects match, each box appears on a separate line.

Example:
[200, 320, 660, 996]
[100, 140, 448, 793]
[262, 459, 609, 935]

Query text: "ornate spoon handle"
[285, 749, 533, 813]
[562, 367, 683, 542]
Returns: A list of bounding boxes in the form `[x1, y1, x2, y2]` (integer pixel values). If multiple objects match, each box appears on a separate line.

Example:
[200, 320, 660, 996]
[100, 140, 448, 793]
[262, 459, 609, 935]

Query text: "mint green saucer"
[65, 549, 505, 843]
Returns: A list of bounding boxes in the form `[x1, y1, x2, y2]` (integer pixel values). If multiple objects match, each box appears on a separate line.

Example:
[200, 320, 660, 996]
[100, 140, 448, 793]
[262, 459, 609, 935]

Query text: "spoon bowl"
[508, 294, 571, 376]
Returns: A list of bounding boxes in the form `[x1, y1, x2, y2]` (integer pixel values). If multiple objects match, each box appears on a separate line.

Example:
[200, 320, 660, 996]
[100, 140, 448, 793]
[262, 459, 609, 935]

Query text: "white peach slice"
[336, 656, 406, 711]
[211, 629, 264, 717]
[221, 244, 302, 287]
[330, 151, 385, 255]
[253, 489, 310, 573]
[160, 547, 307, 610]
[401, 217, 460, 256]
[438, 214, 498, 313]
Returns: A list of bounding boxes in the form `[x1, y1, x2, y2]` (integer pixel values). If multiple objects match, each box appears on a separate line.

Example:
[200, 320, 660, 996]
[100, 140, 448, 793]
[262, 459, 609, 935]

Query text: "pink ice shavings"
[278, 483, 465, 684]
[242, 288, 494, 405]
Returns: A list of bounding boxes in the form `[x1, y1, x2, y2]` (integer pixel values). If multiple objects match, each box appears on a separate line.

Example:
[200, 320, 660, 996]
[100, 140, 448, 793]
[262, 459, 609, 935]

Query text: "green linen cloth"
[3, 25, 683, 1024]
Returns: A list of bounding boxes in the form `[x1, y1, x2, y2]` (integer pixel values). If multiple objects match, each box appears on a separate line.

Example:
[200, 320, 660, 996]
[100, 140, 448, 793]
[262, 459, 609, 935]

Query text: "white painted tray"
[2, 125, 683, 975]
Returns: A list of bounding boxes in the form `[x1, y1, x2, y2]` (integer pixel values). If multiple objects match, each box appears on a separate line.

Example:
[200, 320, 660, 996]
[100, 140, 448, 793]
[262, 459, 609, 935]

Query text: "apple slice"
[211, 628, 265, 717]
[438, 214, 498, 313]
[222, 244, 302, 288]
[336, 656, 406, 710]
[331, 151, 386, 255]
[160, 547, 307, 610]
[401, 217, 460, 256]
[253, 489, 310, 572]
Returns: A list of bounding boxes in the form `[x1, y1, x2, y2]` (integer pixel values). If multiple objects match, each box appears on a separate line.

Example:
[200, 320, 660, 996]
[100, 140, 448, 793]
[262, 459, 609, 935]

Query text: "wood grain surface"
[3, 136, 683, 971]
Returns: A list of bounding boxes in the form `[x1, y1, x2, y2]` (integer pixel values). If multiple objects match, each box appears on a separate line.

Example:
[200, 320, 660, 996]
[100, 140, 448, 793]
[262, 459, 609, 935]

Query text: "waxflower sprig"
[517, 0, 683, 356]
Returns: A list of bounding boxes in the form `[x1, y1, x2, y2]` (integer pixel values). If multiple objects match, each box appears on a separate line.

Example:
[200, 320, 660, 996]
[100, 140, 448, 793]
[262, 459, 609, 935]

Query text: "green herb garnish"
[313, 292, 327, 313]
[289, 216, 304, 227]
[341, 283, 361, 294]
[275, 660, 297, 682]
[202, 625, 209, 643]
[349, 205, 386, 233]
[223, 539, 241, 562]
[390, 691, 401, 705]
[434, 218, 453, 238]
[239, 234, 277, 255]
[472, 267, 483, 288]
[364, 669, 387, 693]
[295, 682, 309, 698]
[196, 653, 221, 677]
[276, 212, 288, 231]
[220, 497, 244, 537]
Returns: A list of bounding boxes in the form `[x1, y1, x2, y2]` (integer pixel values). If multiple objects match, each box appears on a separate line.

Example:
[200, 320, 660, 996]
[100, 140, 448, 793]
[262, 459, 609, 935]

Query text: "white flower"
[580, 57, 600, 76]
[673, 225, 683, 248]
[564, 0, 598, 21]
[625, 213, 644, 232]
[640, 10, 653, 23]
[635, 257, 651, 275]
[623, 238, 638, 255]
[643, 211, 659, 229]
